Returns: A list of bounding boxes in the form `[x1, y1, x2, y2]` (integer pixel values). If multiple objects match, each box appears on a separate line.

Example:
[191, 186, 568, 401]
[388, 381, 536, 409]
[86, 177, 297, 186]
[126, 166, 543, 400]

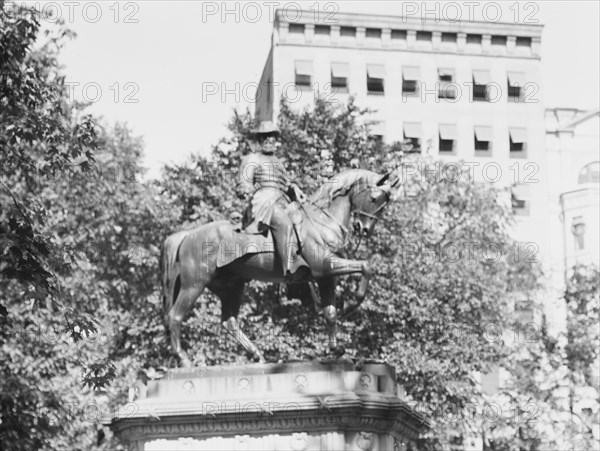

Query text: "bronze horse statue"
[161, 169, 396, 367]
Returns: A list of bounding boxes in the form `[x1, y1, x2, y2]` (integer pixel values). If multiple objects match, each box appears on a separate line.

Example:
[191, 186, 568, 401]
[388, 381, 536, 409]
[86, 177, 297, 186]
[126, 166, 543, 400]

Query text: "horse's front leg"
[318, 277, 344, 356]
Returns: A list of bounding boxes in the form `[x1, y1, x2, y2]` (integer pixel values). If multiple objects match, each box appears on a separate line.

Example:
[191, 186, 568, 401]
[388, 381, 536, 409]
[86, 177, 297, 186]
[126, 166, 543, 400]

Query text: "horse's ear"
[376, 173, 390, 186]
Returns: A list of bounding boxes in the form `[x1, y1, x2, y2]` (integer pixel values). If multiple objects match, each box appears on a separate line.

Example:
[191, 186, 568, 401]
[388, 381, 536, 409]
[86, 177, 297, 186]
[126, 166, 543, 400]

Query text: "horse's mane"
[310, 169, 381, 208]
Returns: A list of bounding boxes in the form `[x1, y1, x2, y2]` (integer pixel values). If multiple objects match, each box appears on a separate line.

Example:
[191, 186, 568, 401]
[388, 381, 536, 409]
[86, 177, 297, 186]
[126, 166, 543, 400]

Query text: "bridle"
[347, 184, 392, 254]
[351, 200, 389, 223]
[350, 184, 391, 228]
[303, 177, 392, 254]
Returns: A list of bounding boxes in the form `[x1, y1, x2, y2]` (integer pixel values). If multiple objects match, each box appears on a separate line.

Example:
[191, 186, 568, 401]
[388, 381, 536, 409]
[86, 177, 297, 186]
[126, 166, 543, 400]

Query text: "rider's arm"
[236, 154, 256, 199]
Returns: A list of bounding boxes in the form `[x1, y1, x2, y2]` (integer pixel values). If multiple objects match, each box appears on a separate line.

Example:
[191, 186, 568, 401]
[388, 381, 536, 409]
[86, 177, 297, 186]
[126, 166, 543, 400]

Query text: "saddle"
[220, 202, 306, 269]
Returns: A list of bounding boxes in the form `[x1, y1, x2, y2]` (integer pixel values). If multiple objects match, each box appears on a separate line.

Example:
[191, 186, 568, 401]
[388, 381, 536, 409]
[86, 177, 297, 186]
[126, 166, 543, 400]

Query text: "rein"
[349, 183, 390, 225]
[306, 198, 349, 239]
[305, 181, 390, 256]
[347, 183, 392, 256]
[351, 201, 388, 221]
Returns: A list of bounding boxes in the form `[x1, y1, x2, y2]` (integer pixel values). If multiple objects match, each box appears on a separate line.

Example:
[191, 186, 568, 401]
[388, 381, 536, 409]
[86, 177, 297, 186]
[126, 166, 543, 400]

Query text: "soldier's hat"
[251, 121, 280, 137]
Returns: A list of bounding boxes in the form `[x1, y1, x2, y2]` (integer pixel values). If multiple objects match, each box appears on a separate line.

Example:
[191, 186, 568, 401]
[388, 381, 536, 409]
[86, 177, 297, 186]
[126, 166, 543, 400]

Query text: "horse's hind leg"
[214, 280, 265, 363]
[168, 284, 204, 368]
[318, 276, 344, 356]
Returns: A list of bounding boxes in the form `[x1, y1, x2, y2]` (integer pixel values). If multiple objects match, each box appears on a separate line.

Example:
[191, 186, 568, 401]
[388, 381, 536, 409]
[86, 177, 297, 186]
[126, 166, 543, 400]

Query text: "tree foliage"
[1, 6, 173, 448]
[154, 97, 533, 449]
[481, 264, 599, 450]
[3, 6, 596, 450]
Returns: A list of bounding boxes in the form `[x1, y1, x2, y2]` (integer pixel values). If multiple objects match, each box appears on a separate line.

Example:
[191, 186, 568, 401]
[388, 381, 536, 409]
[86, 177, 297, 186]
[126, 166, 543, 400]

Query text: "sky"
[30, 1, 600, 176]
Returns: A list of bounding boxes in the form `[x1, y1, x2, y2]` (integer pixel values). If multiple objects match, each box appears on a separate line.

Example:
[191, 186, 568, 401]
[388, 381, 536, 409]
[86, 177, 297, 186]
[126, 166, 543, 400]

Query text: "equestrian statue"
[161, 121, 399, 367]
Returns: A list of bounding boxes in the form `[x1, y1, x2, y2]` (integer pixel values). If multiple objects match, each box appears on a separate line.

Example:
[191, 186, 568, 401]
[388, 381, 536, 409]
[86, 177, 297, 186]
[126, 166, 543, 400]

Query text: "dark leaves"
[83, 361, 117, 391]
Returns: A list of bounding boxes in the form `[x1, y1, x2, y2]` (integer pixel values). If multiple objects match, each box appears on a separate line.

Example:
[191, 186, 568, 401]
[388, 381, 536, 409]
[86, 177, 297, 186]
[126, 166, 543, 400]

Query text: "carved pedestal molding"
[106, 360, 429, 450]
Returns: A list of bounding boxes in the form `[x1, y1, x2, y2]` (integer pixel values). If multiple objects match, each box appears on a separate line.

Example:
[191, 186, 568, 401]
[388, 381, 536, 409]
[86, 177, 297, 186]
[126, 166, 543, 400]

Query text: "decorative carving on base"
[107, 361, 429, 450]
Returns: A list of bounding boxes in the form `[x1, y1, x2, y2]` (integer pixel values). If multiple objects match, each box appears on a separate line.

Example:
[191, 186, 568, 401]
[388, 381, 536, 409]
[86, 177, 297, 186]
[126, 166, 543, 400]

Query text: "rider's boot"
[290, 228, 310, 280]
[277, 224, 310, 281]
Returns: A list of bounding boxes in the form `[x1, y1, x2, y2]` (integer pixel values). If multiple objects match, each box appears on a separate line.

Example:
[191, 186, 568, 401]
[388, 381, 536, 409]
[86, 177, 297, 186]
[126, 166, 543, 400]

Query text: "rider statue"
[236, 121, 309, 279]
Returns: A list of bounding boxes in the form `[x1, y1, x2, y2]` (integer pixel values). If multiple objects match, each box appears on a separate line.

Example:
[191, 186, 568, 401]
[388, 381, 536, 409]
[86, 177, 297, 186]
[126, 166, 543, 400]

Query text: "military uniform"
[238, 151, 289, 233]
[236, 122, 306, 277]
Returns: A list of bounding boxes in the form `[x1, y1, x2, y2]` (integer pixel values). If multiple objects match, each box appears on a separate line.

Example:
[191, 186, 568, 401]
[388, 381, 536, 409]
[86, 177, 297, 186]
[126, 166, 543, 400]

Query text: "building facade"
[256, 10, 548, 250]
[254, 10, 599, 449]
[546, 108, 600, 275]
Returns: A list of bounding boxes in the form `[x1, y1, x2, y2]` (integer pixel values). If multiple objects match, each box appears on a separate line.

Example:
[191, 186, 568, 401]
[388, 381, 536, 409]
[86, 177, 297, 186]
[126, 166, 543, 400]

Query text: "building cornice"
[274, 9, 544, 37]
[273, 41, 542, 60]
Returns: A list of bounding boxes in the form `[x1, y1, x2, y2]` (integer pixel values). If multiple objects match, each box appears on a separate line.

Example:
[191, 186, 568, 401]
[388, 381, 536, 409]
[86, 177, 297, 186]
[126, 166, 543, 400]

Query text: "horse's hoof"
[196, 363, 208, 371]
[179, 356, 193, 368]
[332, 345, 345, 357]
[252, 352, 266, 363]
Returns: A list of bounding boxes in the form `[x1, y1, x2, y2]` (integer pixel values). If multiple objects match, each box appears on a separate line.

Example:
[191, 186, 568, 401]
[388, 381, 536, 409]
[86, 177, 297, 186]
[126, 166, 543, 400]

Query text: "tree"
[1, 5, 101, 449]
[155, 97, 538, 449]
[481, 264, 599, 450]
[1, 7, 172, 448]
[0, 6, 550, 448]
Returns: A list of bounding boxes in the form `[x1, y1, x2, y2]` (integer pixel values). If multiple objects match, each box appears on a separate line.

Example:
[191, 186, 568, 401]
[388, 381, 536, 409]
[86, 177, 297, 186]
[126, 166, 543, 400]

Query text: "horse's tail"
[160, 231, 186, 335]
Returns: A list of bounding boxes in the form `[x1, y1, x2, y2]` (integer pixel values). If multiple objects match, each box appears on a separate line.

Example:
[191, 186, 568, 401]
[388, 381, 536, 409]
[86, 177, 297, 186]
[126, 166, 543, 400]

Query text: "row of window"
[373, 123, 528, 155]
[569, 162, 599, 251]
[287, 23, 533, 48]
[295, 61, 530, 101]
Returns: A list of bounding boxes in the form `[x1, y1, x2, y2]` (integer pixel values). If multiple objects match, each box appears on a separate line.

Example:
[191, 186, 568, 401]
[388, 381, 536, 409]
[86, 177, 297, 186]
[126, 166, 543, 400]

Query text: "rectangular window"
[441, 32, 457, 43]
[512, 197, 526, 209]
[507, 71, 526, 101]
[331, 62, 349, 92]
[340, 26, 356, 37]
[439, 124, 457, 152]
[391, 29, 407, 40]
[314, 25, 330, 35]
[474, 126, 493, 154]
[572, 216, 586, 251]
[366, 64, 385, 94]
[403, 122, 422, 153]
[366, 28, 382, 39]
[295, 60, 313, 87]
[515, 299, 535, 322]
[289, 23, 305, 34]
[516, 36, 532, 47]
[509, 127, 528, 155]
[369, 121, 385, 141]
[402, 66, 420, 96]
[511, 184, 530, 215]
[416, 31, 432, 41]
[491, 35, 507, 46]
[438, 68, 456, 99]
[466, 34, 482, 44]
[472, 70, 491, 101]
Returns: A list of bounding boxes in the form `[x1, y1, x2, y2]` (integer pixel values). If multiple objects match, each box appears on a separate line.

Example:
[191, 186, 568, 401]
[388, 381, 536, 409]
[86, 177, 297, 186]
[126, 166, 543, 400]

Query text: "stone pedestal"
[106, 360, 429, 450]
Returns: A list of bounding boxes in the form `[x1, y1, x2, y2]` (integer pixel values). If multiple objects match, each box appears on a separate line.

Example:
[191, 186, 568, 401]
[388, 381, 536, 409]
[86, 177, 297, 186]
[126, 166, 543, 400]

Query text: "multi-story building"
[256, 9, 548, 250]
[546, 108, 600, 276]
[255, 9, 599, 449]
[545, 108, 599, 441]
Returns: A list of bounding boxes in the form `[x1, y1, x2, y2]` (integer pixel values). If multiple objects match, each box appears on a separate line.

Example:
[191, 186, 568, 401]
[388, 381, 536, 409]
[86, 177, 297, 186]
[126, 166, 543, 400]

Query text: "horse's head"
[311, 168, 399, 239]
[349, 173, 394, 237]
